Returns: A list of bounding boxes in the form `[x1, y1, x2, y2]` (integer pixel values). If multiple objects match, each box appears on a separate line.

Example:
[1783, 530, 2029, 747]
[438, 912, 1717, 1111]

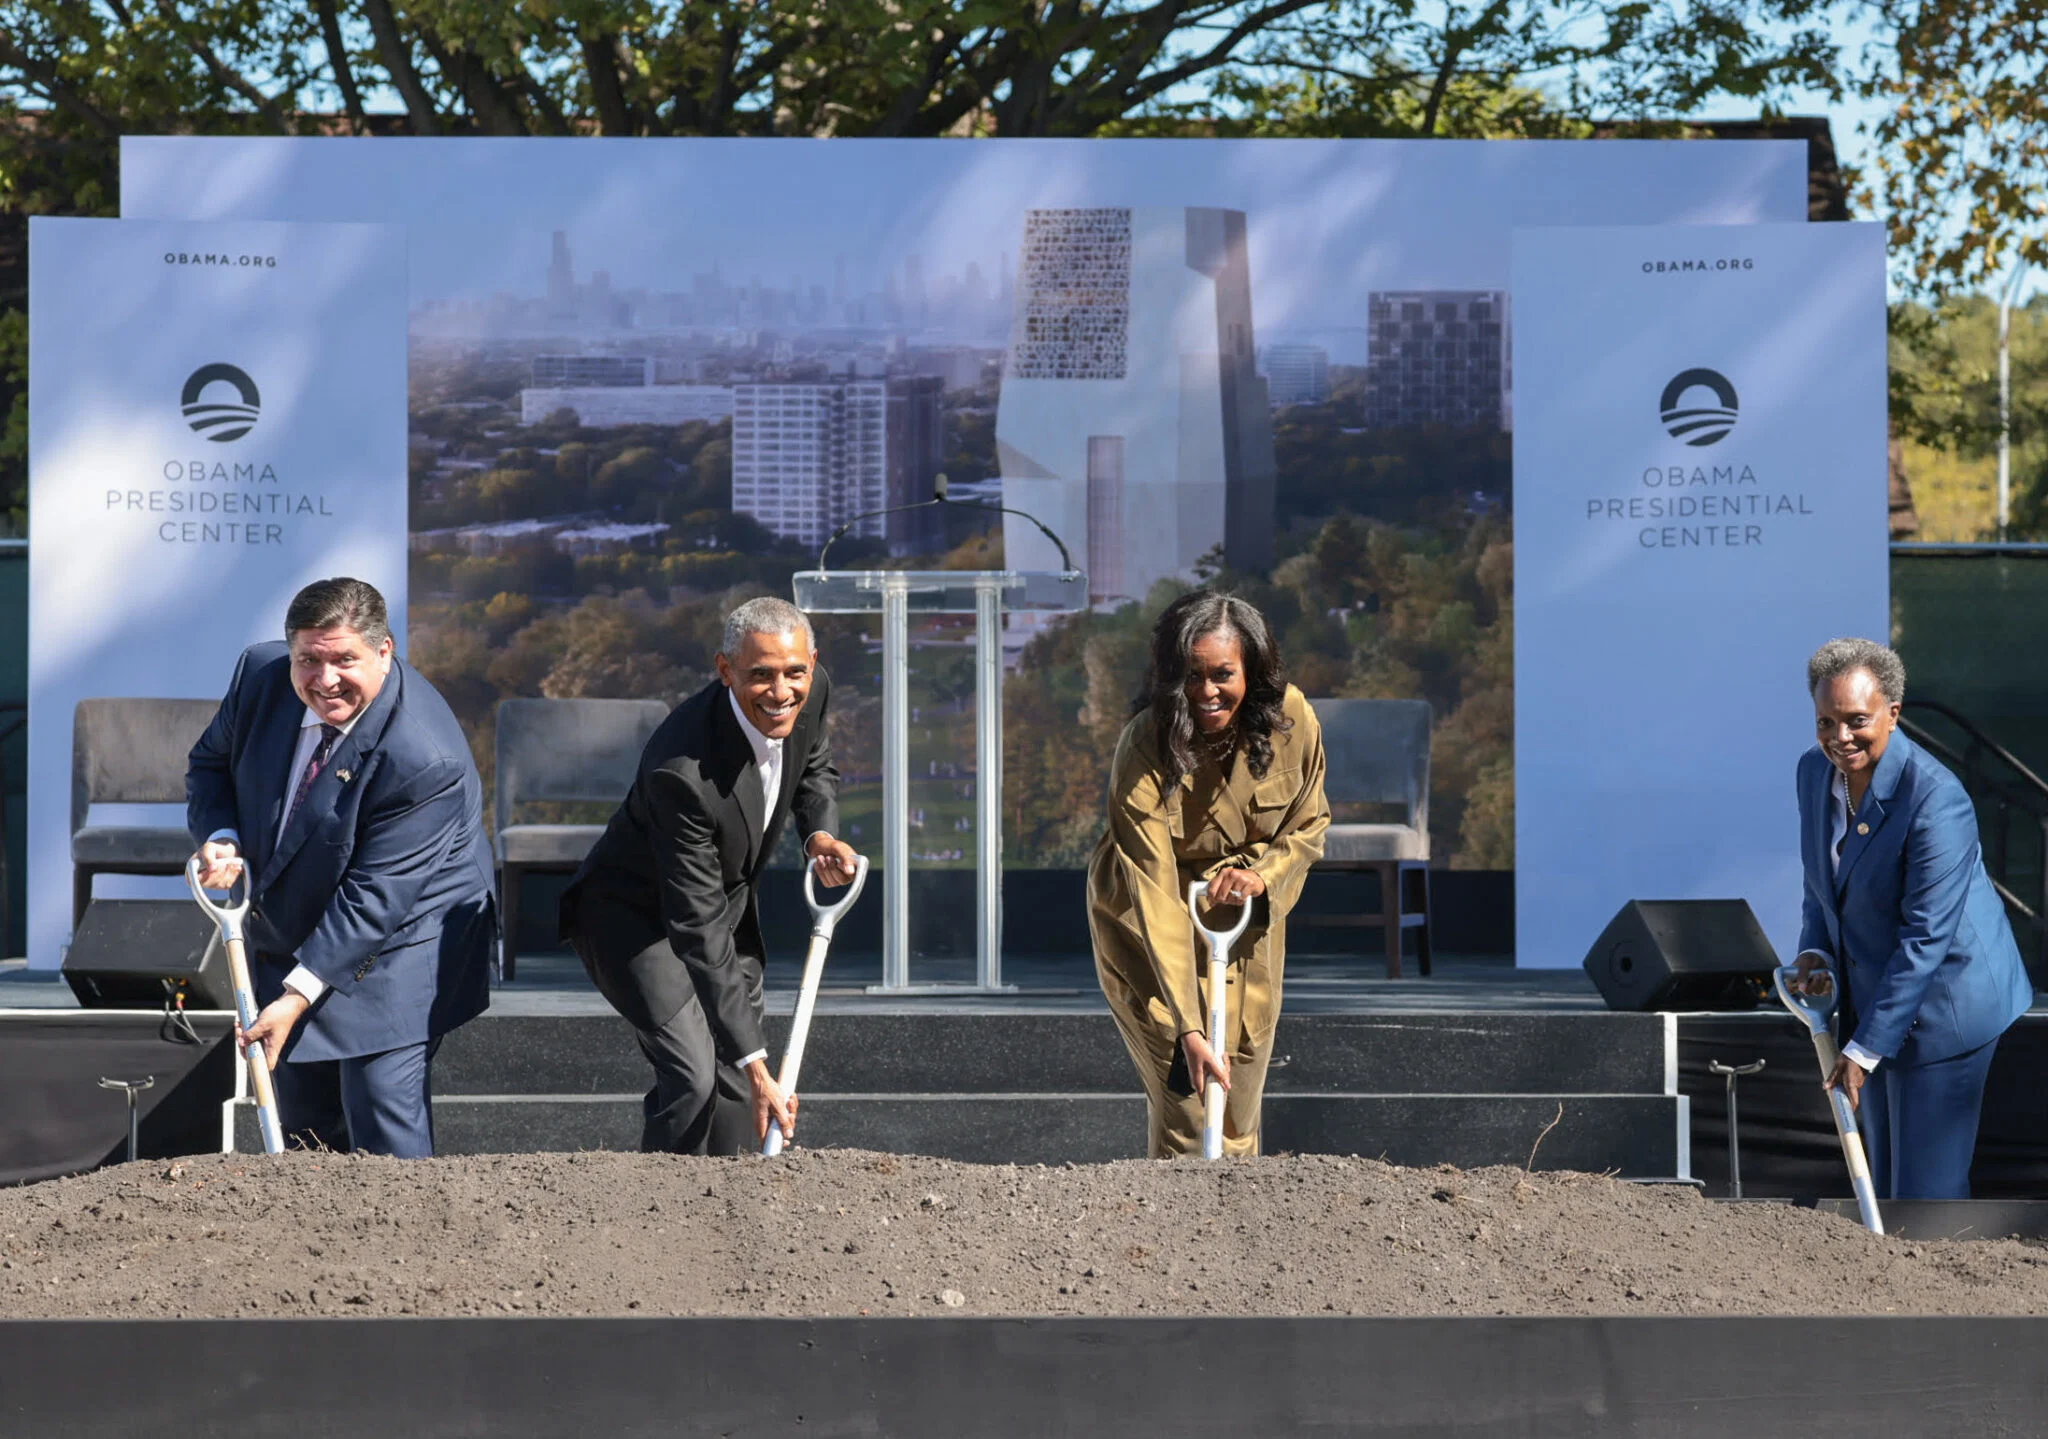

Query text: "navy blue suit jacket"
[187, 642, 494, 1062]
[1796, 732, 2032, 1067]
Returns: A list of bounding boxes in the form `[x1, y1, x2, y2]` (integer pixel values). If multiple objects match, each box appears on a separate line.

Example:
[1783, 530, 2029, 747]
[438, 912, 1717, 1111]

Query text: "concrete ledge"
[5, 1315, 2046, 1437]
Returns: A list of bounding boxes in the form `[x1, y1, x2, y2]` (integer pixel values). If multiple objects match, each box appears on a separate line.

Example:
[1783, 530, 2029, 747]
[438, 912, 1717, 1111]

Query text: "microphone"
[814, 472, 1077, 574]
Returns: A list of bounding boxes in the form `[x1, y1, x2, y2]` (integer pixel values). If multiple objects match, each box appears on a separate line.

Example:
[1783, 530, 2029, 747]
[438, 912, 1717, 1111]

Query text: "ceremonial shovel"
[763, 855, 870, 1157]
[185, 854, 285, 1155]
[1773, 964, 1884, 1234]
[1188, 880, 1255, 1161]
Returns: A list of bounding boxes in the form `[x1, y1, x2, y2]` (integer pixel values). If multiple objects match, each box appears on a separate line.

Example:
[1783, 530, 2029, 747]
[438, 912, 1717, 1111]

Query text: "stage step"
[419, 1092, 1688, 1175]
[431, 1012, 1673, 1097]
[230, 1007, 1687, 1175]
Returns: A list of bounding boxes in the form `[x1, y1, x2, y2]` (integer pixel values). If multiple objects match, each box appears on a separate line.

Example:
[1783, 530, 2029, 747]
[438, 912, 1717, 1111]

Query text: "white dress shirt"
[721, 688, 840, 1077]
[208, 706, 363, 1005]
[729, 687, 784, 841]
[726, 688, 782, 1072]
[1796, 768, 1880, 1073]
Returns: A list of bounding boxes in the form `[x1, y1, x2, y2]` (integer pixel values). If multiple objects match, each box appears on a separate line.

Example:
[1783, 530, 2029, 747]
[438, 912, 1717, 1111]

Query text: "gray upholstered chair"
[71, 698, 222, 925]
[1299, 697, 1434, 977]
[494, 696, 670, 979]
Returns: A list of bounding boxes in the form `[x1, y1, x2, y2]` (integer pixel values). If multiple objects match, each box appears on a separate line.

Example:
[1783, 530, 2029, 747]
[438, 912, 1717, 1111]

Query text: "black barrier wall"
[4, 1316, 2046, 1438]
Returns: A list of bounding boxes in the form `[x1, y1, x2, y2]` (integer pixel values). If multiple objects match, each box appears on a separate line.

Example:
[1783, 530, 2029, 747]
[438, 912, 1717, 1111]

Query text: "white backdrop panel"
[1512, 222, 1889, 968]
[118, 137, 1809, 339]
[28, 218, 407, 967]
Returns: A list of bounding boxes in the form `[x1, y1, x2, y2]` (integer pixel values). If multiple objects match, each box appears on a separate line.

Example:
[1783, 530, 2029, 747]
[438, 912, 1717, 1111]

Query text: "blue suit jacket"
[186, 642, 494, 1062]
[1796, 731, 2032, 1067]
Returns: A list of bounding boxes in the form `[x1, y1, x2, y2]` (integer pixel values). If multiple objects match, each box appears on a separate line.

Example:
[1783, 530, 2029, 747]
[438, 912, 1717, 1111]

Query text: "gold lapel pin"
[337, 768, 352, 783]
[1856, 822, 1869, 835]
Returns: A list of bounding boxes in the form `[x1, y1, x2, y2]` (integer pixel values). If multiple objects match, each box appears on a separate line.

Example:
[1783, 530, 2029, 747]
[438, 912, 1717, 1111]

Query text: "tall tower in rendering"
[996, 206, 1276, 603]
[547, 231, 575, 316]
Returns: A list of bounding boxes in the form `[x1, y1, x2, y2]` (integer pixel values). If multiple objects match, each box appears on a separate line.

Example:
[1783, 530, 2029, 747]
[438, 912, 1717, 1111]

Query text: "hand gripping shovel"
[763, 855, 870, 1157]
[1773, 964, 1884, 1234]
[1188, 880, 1255, 1161]
[185, 854, 285, 1155]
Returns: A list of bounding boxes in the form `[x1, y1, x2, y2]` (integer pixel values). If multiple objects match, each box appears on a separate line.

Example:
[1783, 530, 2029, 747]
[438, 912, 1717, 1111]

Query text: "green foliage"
[1890, 294, 2048, 537]
[1862, 0, 2048, 296]
[1273, 375, 1510, 529]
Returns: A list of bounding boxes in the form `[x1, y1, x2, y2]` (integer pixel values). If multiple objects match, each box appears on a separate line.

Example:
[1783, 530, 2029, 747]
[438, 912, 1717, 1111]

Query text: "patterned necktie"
[287, 724, 343, 826]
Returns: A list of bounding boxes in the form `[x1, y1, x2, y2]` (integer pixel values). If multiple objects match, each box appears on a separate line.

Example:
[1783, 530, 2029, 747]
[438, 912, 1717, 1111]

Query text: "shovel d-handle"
[766, 854, 872, 1157]
[1773, 964, 1885, 1235]
[185, 853, 285, 1156]
[1188, 880, 1255, 1161]
[803, 854, 870, 941]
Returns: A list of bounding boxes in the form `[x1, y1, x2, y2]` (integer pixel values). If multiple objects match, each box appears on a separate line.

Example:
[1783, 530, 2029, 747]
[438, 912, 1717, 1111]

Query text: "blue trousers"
[1857, 1037, 1999, 1200]
[271, 1038, 441, 1158]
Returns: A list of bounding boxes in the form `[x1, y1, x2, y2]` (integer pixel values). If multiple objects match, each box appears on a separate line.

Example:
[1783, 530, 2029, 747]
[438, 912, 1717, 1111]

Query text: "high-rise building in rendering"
[547, 232, 574, 314]
[996, 206, 1276, 602]
[1260, 344, 1330, 406]
[884, 376, 944, 556]
[1364, 290, 1507, 429]
[731, 382, 888, 549]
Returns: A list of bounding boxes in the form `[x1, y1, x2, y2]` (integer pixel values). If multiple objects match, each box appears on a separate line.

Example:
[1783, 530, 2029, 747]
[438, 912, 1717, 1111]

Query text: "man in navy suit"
[187, 577, 494, 1157]
[1793, 637, 2035, 1199]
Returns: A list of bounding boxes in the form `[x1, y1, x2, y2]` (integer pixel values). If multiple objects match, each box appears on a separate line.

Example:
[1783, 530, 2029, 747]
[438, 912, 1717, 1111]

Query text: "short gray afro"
[721, 595, 813, 658]
[1807, 637, 1905, 704]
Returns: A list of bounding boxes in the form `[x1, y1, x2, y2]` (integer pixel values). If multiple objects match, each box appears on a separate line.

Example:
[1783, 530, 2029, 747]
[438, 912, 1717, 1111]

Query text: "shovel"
[1187, 879, 1255, 1161]
[763, 854, 869, 1157]
[1773, 963, 1884, 1234]
[185, 854, 285, 1155]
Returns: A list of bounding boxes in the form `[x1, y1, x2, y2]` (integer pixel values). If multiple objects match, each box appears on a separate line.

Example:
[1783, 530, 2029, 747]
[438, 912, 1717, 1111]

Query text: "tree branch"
[362, 0, 442, 135]
[0, 35, 123, 139]
[1078, 0, 1328, 123]
[150, 0, 296, 133]
[410, 20, 530, 136]
[579, 29, 638, 135]
[313, 0, 367, 135]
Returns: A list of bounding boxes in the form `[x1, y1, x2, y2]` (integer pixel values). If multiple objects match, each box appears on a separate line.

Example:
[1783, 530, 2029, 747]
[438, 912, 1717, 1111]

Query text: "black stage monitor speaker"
[63, 900, 234, 1010]
[1582, 899, 1777, 1012]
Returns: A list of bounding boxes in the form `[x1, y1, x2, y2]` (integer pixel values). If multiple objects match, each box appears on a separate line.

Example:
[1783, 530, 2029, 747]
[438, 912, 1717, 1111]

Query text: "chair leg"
[1407, 863, 1434, 977]
[499, 864, 521, 983]
[73, 865, 94, 929]
[1379, 861, 1402, 979]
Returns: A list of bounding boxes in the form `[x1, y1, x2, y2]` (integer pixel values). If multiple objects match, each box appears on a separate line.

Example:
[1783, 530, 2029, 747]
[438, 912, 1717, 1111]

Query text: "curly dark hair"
[1138, 590, 1290, 783]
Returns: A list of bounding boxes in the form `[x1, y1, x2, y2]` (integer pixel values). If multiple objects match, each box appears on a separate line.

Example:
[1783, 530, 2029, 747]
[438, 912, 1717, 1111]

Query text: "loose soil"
[1, 1151, 2042, 1319]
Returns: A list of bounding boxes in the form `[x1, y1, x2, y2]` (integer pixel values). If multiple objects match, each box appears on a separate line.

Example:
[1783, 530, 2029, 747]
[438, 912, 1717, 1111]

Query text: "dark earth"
[3, 1150, 2043, 1319]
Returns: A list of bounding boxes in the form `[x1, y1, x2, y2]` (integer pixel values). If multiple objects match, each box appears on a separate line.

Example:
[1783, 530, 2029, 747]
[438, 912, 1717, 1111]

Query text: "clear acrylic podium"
[792, 569, 1088, 992]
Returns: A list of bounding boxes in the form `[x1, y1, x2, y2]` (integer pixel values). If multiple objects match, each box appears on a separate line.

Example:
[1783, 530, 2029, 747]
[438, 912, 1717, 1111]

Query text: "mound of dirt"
[1, 1150, 2042, 1319]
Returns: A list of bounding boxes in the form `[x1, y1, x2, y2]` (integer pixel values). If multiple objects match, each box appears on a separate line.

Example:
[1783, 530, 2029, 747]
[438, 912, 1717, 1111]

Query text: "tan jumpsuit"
[1087, 686, 1330, 1157]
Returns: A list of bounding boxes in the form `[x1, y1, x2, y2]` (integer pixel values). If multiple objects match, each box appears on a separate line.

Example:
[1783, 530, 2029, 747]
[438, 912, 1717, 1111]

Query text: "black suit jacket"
[560, 671, 839, 1058]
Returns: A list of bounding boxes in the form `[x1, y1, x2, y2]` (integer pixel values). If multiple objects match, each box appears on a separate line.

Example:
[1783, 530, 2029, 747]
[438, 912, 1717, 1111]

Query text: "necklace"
[1842, 771, 1858, 820]
[1201, 727, 1236, 764]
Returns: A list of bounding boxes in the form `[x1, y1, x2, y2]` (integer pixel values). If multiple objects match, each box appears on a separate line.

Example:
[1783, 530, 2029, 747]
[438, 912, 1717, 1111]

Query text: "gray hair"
[286, 577, 390, 648]
[720, 596, 813, 659]
[1808, 637, 1905, 704]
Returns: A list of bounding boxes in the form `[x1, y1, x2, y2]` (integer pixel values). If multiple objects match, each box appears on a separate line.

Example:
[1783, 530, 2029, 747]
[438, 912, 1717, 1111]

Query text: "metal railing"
[1899, 698, 2048, 978]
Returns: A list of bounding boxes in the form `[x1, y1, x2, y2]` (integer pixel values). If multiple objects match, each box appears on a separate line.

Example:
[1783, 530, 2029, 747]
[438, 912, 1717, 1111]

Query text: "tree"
[1888, 294, 2048, 538]
[1862, 0, 2048, 295]
[1143, 0, 1841, 139]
